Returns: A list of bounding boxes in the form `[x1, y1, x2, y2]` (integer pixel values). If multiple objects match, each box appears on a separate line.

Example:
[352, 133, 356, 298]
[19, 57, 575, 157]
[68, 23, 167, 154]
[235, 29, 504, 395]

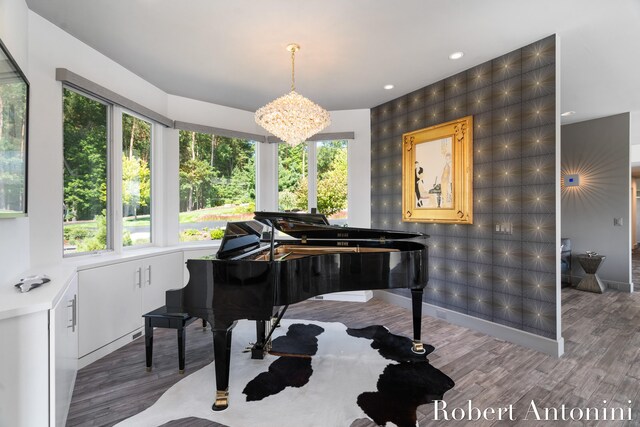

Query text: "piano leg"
[212, 322, 235, 411]
[411, 288, 426, 354]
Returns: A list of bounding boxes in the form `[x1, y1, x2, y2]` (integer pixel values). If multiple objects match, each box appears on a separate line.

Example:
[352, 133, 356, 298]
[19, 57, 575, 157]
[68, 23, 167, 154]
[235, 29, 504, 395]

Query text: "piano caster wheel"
[411, 341, 426, 354]
[146, 366, 152, 372]
[212, 390, 229, 411]
[178, 369, 184, 374]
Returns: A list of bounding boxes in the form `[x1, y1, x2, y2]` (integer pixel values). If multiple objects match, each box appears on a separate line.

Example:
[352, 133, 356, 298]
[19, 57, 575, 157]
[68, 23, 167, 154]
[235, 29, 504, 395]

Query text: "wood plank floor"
[67, 288, 640, 426]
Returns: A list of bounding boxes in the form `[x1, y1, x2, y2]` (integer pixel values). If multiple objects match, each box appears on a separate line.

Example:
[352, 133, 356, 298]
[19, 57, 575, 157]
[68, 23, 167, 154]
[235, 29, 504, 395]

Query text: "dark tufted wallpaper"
[371, 36, 557, 339]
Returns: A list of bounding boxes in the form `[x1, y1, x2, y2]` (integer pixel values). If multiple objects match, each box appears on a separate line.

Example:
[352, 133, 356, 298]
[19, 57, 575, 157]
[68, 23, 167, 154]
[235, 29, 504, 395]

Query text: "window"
[278, 140, 348, 225]
[63, 88, 110, 255]
[278, 142, 308, 212]
[178, 130, 256, 241]
[317, 140, 348, 225]
[122, 113, 152, 246]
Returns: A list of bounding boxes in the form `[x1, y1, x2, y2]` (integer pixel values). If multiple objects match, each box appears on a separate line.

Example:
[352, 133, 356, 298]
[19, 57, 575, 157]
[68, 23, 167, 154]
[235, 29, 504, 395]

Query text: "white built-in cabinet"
[50, 274, 78, 427]
[78, 252, 183, 358]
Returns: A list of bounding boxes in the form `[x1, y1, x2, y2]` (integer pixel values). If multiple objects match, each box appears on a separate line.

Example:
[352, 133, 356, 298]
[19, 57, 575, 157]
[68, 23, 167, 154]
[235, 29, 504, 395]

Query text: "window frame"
[120, 109, 154, 250]
[62, 85, 114, 257]
[176, 130, 258, 243]
[277, 139, 350, 222]
[62, 89, 162, 256]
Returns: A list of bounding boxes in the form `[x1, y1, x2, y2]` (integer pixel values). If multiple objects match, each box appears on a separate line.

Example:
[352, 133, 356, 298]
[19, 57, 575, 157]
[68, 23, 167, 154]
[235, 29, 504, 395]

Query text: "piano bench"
[142, 306, 204, 374]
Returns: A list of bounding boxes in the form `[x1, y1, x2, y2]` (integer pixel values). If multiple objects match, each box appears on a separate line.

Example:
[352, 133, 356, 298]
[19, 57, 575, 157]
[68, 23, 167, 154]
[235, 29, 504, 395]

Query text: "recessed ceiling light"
[384, 84, 394, 90]
[561, 111, 576, 117]
[449, 51, 464, 60]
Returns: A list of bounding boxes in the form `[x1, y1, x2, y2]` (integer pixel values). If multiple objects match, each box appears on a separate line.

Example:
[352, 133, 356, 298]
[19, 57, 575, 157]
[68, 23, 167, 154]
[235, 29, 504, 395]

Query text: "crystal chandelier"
[255, 43, 330, 146]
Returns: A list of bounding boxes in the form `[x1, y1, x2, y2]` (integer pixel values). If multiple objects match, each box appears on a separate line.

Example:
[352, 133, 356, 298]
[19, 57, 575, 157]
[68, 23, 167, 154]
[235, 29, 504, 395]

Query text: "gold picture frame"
[402, 116, 473, 224]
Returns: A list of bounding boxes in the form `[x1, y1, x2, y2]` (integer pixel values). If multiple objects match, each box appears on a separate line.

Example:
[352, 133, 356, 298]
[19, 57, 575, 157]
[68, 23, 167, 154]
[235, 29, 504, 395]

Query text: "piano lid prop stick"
[264, 219, 276, 261]
[263, 304, 289, 346]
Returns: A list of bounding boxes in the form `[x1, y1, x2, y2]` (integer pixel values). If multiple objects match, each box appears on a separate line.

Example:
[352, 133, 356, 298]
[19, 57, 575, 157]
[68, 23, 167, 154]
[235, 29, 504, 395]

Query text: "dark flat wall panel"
[371, 35, 557, 339]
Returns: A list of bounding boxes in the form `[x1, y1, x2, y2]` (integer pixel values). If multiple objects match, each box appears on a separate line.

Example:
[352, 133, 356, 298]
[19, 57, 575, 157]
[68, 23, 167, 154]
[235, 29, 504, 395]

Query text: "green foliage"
[122, 154, 151, 217]
[278, 190, 298, 211]
[317, 145, 348, 216]
[178, 131, 256, 211]
[179, 229, 203, 242]
[178, 227, 225, 241]
[0, 81, 28, 212]
[293, 178, 308, 211]
[76, 210, 108, 252]
[123, 230, 133, 246]
[210, 228, 225, 240]
[275, 140, 348, 216]
[63, 89, 108, 221]
[63, 225, 89, 242]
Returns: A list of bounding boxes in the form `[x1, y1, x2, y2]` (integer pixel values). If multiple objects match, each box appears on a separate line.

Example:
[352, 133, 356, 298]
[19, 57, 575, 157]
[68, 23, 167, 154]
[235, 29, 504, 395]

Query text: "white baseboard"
[78, 327, 143, 369]
[569, 275, 633, 292]
[374, 291, 564, 357]
[311, 291, 373, 302]
[604, 280, 633, 292]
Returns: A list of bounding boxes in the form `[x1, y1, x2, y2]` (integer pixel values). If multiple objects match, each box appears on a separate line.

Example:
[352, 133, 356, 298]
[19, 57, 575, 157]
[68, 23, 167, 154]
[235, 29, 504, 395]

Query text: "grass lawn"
[178, 205, 253, 223]
[64, 205, 254, 231]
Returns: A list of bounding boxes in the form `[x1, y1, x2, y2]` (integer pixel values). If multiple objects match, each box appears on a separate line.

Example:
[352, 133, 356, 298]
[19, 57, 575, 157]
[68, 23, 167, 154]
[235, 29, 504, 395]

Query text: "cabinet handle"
[67, 295, 77, 332]
[136, 267, 142, 288]
[145, 265, 152, 286]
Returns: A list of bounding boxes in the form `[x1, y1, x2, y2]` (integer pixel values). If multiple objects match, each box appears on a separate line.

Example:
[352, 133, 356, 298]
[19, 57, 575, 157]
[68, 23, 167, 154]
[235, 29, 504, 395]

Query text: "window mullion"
[111, 105, 124, 253]
[151, 122, 162, 246]
[307, 141, 318, 211]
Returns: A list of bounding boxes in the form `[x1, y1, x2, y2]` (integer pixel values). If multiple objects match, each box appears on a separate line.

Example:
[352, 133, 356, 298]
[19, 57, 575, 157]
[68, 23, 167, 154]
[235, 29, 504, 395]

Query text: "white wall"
[325, 109, 371, 227]
[166, 95, 372, 229]
[0, 10, 371, 272]
[0, 0, 30, 281]
[27, 11, 169, 266]
[561, 113, 631, 289]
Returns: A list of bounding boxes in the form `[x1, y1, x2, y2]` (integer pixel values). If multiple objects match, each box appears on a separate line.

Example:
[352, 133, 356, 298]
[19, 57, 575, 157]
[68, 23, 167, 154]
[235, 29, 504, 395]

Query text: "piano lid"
[253, 211, 427, 241]
[217, 220, 265, 259]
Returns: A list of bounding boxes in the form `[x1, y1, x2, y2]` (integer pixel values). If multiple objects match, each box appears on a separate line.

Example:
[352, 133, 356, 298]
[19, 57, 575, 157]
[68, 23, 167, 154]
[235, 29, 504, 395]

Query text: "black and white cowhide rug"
[116, 319, 454, 427]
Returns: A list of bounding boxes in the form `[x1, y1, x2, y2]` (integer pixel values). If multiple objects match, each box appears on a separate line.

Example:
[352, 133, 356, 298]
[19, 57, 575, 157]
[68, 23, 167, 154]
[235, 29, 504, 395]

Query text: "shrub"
[210, 228, 225, 240]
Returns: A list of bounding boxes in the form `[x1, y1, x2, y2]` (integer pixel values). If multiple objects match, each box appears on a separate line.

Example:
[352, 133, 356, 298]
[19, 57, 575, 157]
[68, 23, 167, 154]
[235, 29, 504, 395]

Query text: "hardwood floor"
[67, 288, 640, 426]
[632, 249, 640, 290]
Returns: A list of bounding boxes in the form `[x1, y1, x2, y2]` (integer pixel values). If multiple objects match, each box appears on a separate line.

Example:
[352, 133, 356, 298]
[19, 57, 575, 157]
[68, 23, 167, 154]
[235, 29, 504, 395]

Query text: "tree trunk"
[129, 119, 137, 159]
[302, 146, 306, 178]
[191, 132, 196, 161]
[188, 187, 193, 211]
[211, 136, 215, 167]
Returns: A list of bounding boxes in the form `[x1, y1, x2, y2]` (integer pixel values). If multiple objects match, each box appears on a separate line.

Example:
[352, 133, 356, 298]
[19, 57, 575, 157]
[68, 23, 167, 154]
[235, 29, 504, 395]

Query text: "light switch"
[614, 218, 623, 226]
[495, 223, 513, 235]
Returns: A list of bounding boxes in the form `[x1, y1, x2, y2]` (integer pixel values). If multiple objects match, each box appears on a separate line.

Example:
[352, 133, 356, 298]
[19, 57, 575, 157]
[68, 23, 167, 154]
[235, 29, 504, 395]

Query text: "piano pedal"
[242, 343, 255, 353]
[411, 340, 426, 354]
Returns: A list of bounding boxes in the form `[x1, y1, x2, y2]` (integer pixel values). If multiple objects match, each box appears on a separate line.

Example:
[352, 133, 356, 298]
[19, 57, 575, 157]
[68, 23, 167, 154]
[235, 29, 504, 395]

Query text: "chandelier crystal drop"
[255, 43, 330, 146]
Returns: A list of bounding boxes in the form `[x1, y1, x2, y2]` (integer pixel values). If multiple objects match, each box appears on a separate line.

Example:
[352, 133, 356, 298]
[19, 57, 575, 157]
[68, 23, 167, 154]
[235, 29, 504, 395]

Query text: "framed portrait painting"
[402, 116, 473, 224]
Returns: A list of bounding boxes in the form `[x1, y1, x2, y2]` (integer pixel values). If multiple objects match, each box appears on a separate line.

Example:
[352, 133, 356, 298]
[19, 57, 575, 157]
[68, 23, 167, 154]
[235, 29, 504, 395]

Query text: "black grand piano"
[166, 211, 429, 411]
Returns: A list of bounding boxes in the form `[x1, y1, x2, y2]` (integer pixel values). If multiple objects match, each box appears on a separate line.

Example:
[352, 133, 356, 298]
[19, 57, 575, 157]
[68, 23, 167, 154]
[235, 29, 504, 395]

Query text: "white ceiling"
[25, 0, 640, 124]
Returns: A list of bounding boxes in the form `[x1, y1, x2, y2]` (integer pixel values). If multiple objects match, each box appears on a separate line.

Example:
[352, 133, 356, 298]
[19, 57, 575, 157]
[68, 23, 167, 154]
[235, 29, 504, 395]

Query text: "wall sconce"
[564, 174, 580, 187]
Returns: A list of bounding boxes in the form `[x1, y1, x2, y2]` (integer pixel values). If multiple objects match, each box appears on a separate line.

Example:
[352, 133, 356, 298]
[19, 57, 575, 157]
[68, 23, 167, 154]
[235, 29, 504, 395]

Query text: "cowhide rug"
[116, 319, 454, 427]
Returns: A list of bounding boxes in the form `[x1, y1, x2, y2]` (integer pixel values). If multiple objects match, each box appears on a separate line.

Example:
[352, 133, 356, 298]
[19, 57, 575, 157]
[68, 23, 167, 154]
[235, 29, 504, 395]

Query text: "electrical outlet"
[614, 218, 623, 226]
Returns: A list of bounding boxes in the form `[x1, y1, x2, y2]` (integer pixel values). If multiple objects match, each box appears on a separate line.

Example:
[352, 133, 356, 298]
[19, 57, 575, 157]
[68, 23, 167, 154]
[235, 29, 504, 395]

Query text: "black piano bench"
[142, 306, 204, 374]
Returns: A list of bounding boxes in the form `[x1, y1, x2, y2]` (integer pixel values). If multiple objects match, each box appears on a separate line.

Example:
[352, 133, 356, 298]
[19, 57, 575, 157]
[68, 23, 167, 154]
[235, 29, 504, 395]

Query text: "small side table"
[576, 254, 606, 293]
